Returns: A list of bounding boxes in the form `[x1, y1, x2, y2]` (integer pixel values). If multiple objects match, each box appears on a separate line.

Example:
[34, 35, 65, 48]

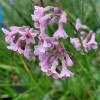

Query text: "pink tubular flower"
[75, 18, 88, 30]
[7, 40, 24, 54]
[19, 27, 37, 44]
[2, 26, 38, 60]
[2, 27, 19, 43]
[31, 15, 40, 28]
[40, 20, 49, 34]
[24, 44, 31, 60]
[34, 6, 52, 17]
[70, 38, 81, 51]
[40, 53, 52, 72]
[31, 6, 52, 29]
[50, 16, 58, 25]
[39, 14, 52, 23]
[34, 44, 46, 55]
[87, 32, 98, 50]
[60, 12, 67, 23]
[53, 21, 68, 39]
[32, 6, 69, 40]
[70, 30, 98, 52]
[34, 35, 59, 56]
[34, 35, 73, 78]
[46, 61, 59, 79]
[65, 53, 73, 66]
[60, 59, 74, 78]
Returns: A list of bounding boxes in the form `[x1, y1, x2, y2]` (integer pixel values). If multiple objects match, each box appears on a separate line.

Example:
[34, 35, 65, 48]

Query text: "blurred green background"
[0, 0, 100, 100]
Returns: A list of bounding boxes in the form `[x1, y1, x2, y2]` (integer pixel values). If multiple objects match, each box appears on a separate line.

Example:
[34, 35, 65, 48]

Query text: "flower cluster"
[31, 6, 68, 39]
[2, 6, 98, 79]
[2, 26, 39, 60]
[70, 18, 98, 52]
[34, 35, 74, 79]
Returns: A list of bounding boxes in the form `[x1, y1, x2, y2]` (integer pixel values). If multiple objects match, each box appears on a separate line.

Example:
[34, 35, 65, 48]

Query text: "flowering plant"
[2, 6, 98, 79]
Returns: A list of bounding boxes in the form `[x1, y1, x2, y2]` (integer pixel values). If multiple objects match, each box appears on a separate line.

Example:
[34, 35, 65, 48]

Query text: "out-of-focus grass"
[0, 0, 100, 100]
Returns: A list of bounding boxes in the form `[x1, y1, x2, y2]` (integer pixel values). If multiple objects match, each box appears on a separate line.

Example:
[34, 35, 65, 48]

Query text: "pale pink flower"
[70, 38, 81, 51]
[60, 59, 74, 78]
[46, 61, 59, 79]
[2, 27, 19, 43]
[75, 18, 88, 30]
[39, 14, 52, 23]
[2, 26, 38, 60]
[60, 12, 67, 23]
[50, 16, 58, 25]
[34, 44, 46, 55]
[53, 21, 68, 39]
[19, 27, 37, 44]
[40, 54, 52, 72]
[7, 40, 24, 54]
[87, 33, 98, 50]
[70, 30, 98, 52]
[24, 45, 31, 59]
[65, 53, 73, 66]
[34, 6, 51, 17]
[40, 20, 49, 33]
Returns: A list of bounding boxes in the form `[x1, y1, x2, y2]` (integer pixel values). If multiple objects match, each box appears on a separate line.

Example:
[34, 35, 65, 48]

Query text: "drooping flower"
[70, 30, 98, 52]
[19, 27, 37, 44]
[60, 11, 67, 23]
[34, 6, 52, 17]
[34, 35, 73, 78]
[7, 40, 24, 54]
[31, 6, 52, 29]
[46, 60, 59, 79]
[31, 15, 40, 28]
[50, 16, 58, 25]
[2, 26, 38, 60]
[75, 18, 88, 30]
[40, 53, 52, 72]
[34, 44, 46, 55]
[24, 44, 31, 60]
[70, 38, 81, 51]
[32, 6, 69, 40]
[34, 35, 58, 56]
[2, 27, 19, 43]
[53, 21, 68, 39]
[39, 14, 52, 23]
[40, 20, 49, 34]
[60, 59, 74, 78]
[87, 31, 98, 50]
[65, 53, 73, 66]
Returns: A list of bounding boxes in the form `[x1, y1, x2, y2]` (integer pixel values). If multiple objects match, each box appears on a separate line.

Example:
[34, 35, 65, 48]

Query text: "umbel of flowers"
[2, 6, 98, 79]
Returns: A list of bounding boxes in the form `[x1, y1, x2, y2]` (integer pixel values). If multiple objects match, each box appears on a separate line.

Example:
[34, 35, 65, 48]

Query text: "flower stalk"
[18, 53, 44, 95]
[68, 19, 90, 70]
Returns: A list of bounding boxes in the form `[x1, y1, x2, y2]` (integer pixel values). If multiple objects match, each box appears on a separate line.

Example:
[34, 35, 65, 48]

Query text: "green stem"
[68, 20, 97, 85]
[81, 0, 84, 22]
[0, 83, 32, 87]
[68, 19, 90, 70]
[89, 0, 100, 26]
[40, 0, 45, 7]
[18, 54, 44, 95]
